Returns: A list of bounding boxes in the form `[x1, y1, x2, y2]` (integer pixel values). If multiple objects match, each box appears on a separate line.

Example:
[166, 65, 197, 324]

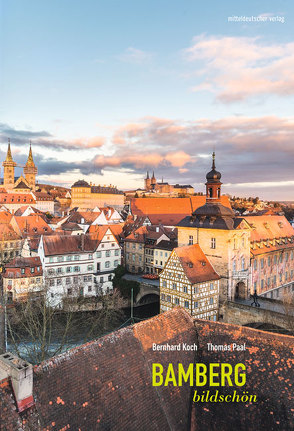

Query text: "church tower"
[23, 143, 37, 191]
[205, 152, 222, 202]
[3, 140, 17, 190]
[144, 171, 151, 191]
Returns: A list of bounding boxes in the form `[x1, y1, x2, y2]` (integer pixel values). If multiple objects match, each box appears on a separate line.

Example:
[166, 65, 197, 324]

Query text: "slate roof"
[0, 308, 293, 430]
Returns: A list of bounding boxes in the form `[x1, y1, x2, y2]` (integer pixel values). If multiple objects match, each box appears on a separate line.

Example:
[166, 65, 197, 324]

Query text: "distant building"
[144, 171, 194, 195]
[70, 180, 124, 210]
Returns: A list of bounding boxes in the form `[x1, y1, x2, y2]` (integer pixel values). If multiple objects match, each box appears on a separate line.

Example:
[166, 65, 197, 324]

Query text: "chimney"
[0, 352, 34, 412]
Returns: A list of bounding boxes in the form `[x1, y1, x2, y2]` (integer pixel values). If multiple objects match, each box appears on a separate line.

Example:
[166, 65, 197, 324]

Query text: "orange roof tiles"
[11, 215, 52, 237]
[174, 244, 220, 284]
[0, 211, 12, 224]
[0, 224, 21, 241]
[131, 196, 231, 217]
[243, 215, 294, 242]
[0, 193, 35, 205]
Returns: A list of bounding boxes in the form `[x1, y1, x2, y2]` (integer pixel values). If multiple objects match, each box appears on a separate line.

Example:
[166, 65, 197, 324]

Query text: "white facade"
[38, 229, 121, 307]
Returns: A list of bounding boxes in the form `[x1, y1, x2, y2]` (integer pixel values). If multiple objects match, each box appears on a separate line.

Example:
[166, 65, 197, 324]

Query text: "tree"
[5, 280, 125, 364]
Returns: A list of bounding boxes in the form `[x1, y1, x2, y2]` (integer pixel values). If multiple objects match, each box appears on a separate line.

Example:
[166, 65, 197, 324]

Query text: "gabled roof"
[11, 215, 52, 237]
[14, 180, 30, 189]
[171, 244, 220, 284]
[0, 224, 21, 241]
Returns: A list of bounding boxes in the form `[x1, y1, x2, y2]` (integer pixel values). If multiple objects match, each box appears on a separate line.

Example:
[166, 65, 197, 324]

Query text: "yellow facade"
[178, 225, 251, 301]
[71, 183, 124, 210]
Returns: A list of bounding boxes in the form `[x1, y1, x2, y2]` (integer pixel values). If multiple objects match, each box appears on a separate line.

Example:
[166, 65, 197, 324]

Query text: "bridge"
[219, 298, 294, 333]
[135, 282, 160, 305]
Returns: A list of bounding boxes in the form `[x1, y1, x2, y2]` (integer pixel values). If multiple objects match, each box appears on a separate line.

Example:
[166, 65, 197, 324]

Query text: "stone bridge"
[135, 282, 159, 305]
[219, 300, 294, 333]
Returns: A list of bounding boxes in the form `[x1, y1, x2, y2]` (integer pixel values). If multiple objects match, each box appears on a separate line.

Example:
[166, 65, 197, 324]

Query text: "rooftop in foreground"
[0, 308, 293, 430]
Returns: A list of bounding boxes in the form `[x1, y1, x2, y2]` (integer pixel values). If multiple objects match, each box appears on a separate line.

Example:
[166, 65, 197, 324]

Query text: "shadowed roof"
[0, 309, 293, 430]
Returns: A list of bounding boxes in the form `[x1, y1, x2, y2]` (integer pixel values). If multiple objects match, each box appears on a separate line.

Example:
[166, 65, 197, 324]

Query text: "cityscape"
[1, 1, 293, 430]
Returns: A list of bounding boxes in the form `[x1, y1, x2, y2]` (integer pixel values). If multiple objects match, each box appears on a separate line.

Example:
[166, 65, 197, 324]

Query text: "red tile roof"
[4, 257, 42, 278]
[11, 215, 52, 237]
[42, 234, 98, 255]
[130, 196, 231, 217]
[244, 215, 294, 242]
[0, 193, 35, 205]
[0, 308, 293, 430]
[173, 244, 220, 284]
[0, 224, 21, 241]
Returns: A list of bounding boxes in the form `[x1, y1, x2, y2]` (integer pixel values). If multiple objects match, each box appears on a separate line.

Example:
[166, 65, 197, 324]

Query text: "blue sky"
[1, 0, 294, 199]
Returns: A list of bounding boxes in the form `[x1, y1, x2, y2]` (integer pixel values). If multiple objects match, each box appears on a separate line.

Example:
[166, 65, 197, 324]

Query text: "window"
[74, 255, 80, 261]
[183, 286, 187, 293]
[36, 277, 40, 283]
[175, 297, 179, 305]
[114, 260, 118, 267]
[132, 254, 135, 262]
[49, 279, 55, 286]
[184, 300, 189, 308]
[57, 256, 64, 262]
[233, 260, 236, 271]
[209, 297, 213, 305]
[194, 286, 198, 294]
[96, 251, 101, 258]
[66, 278, 71, 285]
[88, 286, 92, 292]
[88, 254, 93, 259]
[210, 283, 214, 290]
[74, 266, 80, 272]
[66, 255, 72, 261]
[161, 294, 165, 301]
[286, 253, 289, 262]
[49, 257, 54, 263]
[273, 275, 276, 285]
[100, 276, 104, 283]
[189, 236, 194, 245]
[279, 273, 282, 282]
[108, 275, 112, 281]
[167, 295, 171, 303]
[194, 301, 198, 308]
[87, 265, 93, 271]
[291, 251, 294, 260]
[268, 256, 271, 266]
[115, 249, 119, 256]
[132, 244, 136, 249]
[105, 261, 110, 268]
[30, 267, 35, 273]
[172, 283, 177, 290]
[67, 288, 72, 295]
[106, 250, 110, 257]
[84, 276, 88, 281]
[162, 280, 167, 287]
[66, 266, 72, 273]
[279, 254, 283, 263]
[211, 238, 216, 249]
[241, 258, 245, 271]
[274, 255, 277, 264]
[260, 258, 264, 269]
[57, 267, 62, 274]
[254, 260, 257, 270]
[21, 268, 25, 274]
[267, 277, 270, 286]
[261, 279, 264, 290]
[57, 279, 62, 285]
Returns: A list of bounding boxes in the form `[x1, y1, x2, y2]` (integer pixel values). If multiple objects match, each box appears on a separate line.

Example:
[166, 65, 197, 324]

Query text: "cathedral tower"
[144, 171, 151, 191]
[3, 140, 17, 190]
[23, 143, 37, 191]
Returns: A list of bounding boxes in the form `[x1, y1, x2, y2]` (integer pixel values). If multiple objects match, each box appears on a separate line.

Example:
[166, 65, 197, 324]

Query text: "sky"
[1, 0, 294, 200]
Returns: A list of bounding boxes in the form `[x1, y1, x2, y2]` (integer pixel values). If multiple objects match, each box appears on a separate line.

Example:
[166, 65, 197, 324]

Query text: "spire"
[26, 141, 35, 167]
[146, 171, 149, 179]
[5, 139, 13, 162]
[212, 151, 216, 170]
[151, 170, 155, 179]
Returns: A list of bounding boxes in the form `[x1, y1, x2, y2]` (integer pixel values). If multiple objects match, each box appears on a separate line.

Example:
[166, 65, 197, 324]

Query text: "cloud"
[119, 47, 153, 64]
[2, 115, 294, 200]
[183, 35, 294, 103]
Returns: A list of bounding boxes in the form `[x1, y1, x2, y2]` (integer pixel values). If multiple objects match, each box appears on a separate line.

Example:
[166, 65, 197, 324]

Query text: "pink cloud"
[184, 35, 294, 102]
